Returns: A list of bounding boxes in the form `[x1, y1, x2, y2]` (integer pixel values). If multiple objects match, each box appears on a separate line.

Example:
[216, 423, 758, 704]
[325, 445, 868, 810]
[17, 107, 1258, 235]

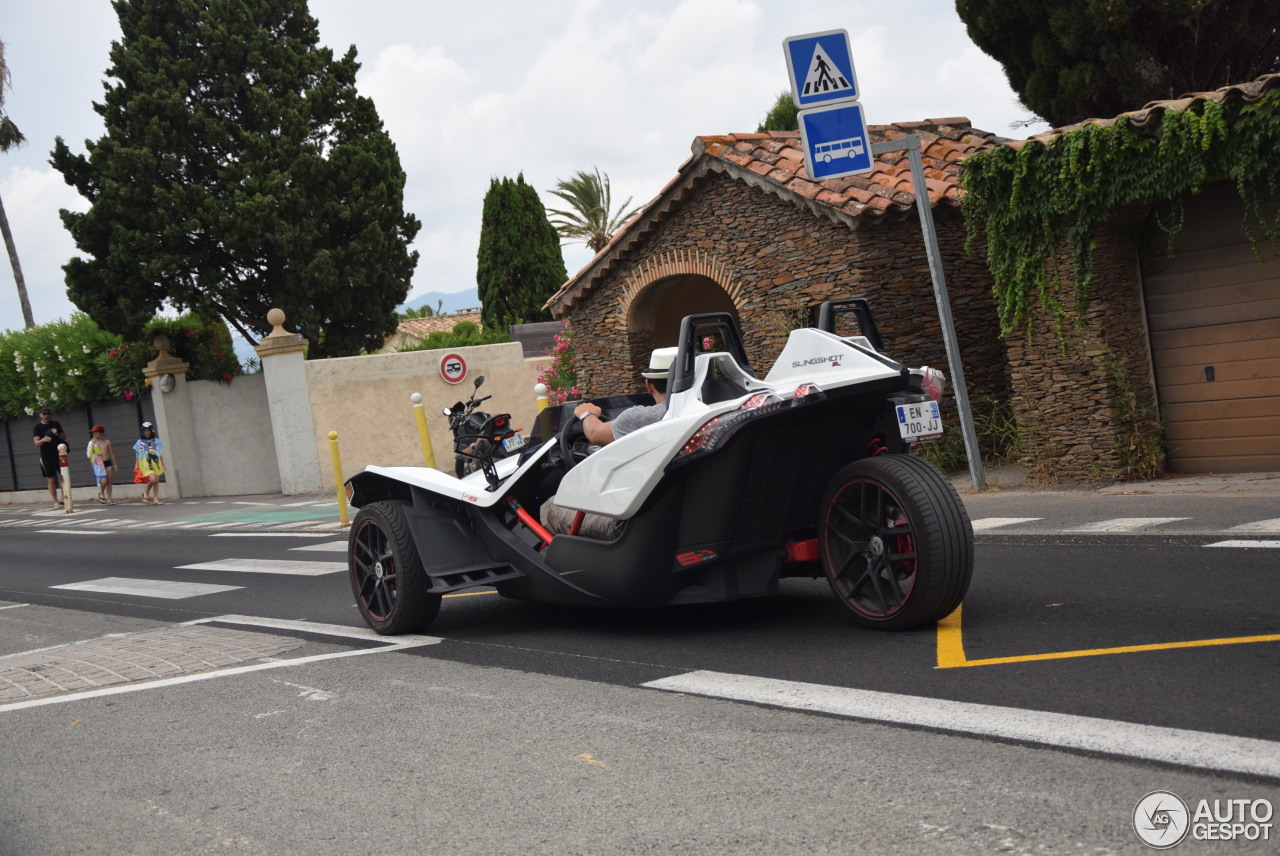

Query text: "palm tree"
[0, 39, 32, 329]
[546, 167, 641, 254]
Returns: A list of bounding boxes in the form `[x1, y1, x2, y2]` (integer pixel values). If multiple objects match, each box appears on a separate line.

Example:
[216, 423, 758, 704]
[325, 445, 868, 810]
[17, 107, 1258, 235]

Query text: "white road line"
[1229, 518, 1280, 534]
[0, 604, 29, 611]
[173, 521, 222, 529]
[0, 634, 440, 714]
[271, 520, 332, 530]
[970, 517, 1041, 532]
[1065, 517, 1188, 533]
[183, 614, 417, 644]
[51, 578, 243, 599]
[643, 670, 1280, 779]
[174, 558, 345, 576]
[1205, 540, 1280, 549]
[210, 532, 332, 539]
[290, 540, 347, 553]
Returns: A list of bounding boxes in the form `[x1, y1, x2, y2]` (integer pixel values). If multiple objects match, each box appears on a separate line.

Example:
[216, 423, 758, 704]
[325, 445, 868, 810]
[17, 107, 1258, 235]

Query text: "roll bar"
[816, 298, 885, 353]
[668, 313, 756, 396]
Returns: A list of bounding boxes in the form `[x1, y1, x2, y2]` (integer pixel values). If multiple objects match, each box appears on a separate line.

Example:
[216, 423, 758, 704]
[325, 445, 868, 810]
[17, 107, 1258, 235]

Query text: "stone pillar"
[143, 335, 201, 498]
[255, 309, 323, 494]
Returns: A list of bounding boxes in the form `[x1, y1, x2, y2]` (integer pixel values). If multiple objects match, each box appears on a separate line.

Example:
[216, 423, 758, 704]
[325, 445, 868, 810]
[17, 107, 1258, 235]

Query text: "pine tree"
[476, 174, 567, 332]
[756, 91, 798, 132]
[957, 0, 1280, 128]
[50, 0, 421, 357]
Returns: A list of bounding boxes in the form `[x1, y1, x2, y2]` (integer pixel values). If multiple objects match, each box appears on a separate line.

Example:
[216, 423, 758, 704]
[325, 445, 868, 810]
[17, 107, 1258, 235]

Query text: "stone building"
[544, 119, 1011, 410]
[992, 75, 1280, 478]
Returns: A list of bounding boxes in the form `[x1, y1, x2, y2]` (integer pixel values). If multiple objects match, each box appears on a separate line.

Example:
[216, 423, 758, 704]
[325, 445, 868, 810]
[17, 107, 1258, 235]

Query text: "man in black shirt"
[33, 409, 66, 506]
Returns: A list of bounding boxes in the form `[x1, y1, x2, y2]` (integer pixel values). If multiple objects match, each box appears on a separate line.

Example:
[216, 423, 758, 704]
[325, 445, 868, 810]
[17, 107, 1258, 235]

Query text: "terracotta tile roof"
[1006, 73, 1280, 151]
[395, 309, 482, 341]
[546, 118, 1007, 316]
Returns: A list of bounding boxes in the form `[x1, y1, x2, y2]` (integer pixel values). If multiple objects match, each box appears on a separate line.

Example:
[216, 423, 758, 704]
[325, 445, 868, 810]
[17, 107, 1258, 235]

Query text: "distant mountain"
[399, 288, 480, 315]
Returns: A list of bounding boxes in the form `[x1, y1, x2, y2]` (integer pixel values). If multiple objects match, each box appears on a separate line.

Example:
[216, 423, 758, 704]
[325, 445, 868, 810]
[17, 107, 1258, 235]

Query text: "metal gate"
[1, 396, 156, 492]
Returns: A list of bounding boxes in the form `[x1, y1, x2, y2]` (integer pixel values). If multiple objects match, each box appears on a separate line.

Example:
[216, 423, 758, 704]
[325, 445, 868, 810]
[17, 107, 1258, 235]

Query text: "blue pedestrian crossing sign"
[798, 101, 874, 180]
[783, 29, 859, 109]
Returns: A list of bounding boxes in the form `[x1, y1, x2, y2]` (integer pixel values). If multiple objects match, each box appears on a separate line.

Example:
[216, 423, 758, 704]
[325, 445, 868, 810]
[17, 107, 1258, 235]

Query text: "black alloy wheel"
[348, 501, 441, 634]
[818, 454, 972, 630]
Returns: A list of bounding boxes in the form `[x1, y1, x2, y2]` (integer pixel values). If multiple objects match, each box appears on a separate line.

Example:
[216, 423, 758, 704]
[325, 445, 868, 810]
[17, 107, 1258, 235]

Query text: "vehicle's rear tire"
[818, 454, 972, 630]
[348, 501, 441, 635]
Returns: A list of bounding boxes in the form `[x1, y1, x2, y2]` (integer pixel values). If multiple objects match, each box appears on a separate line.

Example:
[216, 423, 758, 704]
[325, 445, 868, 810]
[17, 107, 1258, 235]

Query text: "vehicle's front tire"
[348, 501, 441, 634]
[818, 455, 972, 630]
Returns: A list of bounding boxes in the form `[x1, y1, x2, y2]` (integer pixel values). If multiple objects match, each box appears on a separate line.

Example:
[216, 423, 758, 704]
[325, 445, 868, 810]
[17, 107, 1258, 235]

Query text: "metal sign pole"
[871, 135, 986, 491]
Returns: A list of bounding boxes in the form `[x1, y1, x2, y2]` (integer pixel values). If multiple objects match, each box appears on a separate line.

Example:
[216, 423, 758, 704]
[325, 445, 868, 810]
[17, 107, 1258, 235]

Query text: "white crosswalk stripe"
[970, 517, 1042, 532]
[1204, 540, 1280, 549]
[1228, 517, 1280, 534]
[175, 558, 346, 576]
[290, 540, 347, 553]
[1064, 517, 1188, 533]
[51, 578, 242, 599]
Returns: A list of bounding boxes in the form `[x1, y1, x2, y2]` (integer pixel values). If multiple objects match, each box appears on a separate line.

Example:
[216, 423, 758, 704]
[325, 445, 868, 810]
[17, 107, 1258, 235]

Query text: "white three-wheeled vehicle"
[346, 300, 973, 633]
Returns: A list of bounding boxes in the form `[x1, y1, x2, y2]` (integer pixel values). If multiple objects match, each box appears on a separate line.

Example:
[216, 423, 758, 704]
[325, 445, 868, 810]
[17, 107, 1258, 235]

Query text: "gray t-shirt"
[610, 402, 667, 440]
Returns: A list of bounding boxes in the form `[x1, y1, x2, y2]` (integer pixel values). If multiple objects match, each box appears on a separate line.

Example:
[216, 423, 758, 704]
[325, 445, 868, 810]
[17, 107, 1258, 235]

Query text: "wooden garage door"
[1142, 183, 1280, 473]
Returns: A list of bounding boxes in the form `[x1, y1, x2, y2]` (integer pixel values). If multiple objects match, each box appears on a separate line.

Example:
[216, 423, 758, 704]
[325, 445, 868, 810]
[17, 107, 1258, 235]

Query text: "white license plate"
[502, 433, 526, 452]
[896, 401, 943, 441]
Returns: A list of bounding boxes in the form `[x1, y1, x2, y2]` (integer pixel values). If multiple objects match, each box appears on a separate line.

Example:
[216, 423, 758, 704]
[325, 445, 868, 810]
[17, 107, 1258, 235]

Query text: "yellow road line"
[936, 604, 1280, 668]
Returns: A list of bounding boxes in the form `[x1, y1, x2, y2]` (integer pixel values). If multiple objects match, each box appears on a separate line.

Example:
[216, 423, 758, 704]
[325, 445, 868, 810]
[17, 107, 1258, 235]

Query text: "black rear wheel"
[819, 455, 972, 630]
[349, 501, 441, 634]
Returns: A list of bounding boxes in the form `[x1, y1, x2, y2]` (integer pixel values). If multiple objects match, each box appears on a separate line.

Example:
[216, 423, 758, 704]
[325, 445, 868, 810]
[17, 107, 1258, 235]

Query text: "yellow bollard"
[58, 443, 72, 513]
[534, 383, 549, 414]
[410, 393, 437, 469]
[328, 430, 349, 526]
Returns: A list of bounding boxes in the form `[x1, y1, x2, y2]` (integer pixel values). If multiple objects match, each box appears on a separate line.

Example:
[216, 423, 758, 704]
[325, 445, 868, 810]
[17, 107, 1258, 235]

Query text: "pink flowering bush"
[535, 320, 581, 406]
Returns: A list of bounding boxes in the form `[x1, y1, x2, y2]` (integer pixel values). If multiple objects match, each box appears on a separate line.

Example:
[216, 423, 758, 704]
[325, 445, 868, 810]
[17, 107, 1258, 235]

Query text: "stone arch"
[615, 248, 745, 335]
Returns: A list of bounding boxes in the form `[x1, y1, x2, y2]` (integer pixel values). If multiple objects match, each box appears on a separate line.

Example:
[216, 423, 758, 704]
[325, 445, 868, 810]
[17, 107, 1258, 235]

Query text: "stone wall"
[564, 169, 1009, 408]
[1004, 214, 1162, 483]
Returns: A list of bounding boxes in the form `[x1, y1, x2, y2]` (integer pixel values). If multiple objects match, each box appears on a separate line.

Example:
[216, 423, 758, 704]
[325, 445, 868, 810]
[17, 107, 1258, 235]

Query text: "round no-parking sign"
[440, 353, 467, 384]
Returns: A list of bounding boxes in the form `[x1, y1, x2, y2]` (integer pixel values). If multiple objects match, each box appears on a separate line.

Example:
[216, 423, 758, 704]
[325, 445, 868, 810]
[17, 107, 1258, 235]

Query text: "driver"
[540, 347, 676, 537]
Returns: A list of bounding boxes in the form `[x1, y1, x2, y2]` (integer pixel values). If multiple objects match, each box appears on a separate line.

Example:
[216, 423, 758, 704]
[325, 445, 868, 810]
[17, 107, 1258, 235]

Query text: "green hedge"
[1, 313, 242, 419]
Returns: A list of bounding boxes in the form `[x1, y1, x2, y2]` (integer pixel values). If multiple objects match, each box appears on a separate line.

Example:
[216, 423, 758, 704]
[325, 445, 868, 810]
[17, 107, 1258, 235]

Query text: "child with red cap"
[86, 425, 117, 504]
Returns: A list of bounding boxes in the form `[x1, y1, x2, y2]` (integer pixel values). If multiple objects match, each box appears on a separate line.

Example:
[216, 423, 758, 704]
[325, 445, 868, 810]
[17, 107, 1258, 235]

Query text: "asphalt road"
[1, 494, 1278, 854]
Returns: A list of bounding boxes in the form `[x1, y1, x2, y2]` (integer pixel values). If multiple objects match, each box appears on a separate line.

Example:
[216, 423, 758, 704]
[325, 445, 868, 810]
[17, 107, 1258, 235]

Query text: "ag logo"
[1134, 791, 1190, 849]
[440, 353, 467, 385]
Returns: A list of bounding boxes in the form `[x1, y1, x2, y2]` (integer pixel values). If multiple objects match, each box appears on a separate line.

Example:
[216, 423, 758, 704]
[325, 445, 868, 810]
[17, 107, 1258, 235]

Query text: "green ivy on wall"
[960, 84, 1280, 338]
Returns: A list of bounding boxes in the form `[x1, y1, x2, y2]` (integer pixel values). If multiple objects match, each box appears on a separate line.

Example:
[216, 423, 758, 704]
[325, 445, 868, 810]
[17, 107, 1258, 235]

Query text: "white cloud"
[0, 167, 87, 330]
[1, 0, 1046, 327]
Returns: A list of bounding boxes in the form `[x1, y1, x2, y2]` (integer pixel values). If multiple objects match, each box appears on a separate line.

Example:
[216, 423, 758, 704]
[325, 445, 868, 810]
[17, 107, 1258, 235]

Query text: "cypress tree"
[50, 0, 421, 357]
[476, 174, 566, 332]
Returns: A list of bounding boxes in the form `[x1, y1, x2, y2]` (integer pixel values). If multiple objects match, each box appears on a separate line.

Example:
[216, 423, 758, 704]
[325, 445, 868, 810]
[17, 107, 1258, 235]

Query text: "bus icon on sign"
[814, 136, 865, 163]
[440, 353, 468, 384]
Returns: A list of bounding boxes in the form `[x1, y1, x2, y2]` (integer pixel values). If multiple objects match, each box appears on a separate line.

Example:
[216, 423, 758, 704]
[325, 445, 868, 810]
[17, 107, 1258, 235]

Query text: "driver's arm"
[574, 403, 615, 445]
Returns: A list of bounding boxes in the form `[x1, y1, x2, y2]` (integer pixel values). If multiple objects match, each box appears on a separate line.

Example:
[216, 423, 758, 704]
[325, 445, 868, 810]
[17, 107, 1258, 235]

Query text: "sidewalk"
[949, 463, 1280, 497]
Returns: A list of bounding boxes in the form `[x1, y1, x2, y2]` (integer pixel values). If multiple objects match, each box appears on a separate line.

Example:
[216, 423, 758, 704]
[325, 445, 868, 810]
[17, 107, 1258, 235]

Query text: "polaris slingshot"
[345, 299, 973, 634]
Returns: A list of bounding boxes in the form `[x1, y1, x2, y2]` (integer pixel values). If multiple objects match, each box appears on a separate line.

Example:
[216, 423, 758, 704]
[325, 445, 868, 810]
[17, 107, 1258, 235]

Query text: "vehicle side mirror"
[474, 375, 485, 389]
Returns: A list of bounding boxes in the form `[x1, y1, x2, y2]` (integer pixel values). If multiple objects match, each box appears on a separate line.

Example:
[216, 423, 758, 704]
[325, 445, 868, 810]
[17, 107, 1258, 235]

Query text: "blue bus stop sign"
[798, 101, 873, 181]
[783, 29, 859, 109]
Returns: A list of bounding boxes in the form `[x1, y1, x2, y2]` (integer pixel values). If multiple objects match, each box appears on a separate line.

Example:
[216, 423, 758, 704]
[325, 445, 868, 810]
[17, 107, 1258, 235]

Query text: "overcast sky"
[0, 0, 1047, 333]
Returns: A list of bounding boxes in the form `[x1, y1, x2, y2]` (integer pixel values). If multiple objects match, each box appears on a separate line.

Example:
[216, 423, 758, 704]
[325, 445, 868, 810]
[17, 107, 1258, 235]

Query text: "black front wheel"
[819, 455, 972, 630]
[348, 501, 441, 634]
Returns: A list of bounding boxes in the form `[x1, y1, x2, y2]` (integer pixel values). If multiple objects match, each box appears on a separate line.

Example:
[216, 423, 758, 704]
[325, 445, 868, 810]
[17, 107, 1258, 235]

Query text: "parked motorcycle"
[444, 375, 525, 478]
